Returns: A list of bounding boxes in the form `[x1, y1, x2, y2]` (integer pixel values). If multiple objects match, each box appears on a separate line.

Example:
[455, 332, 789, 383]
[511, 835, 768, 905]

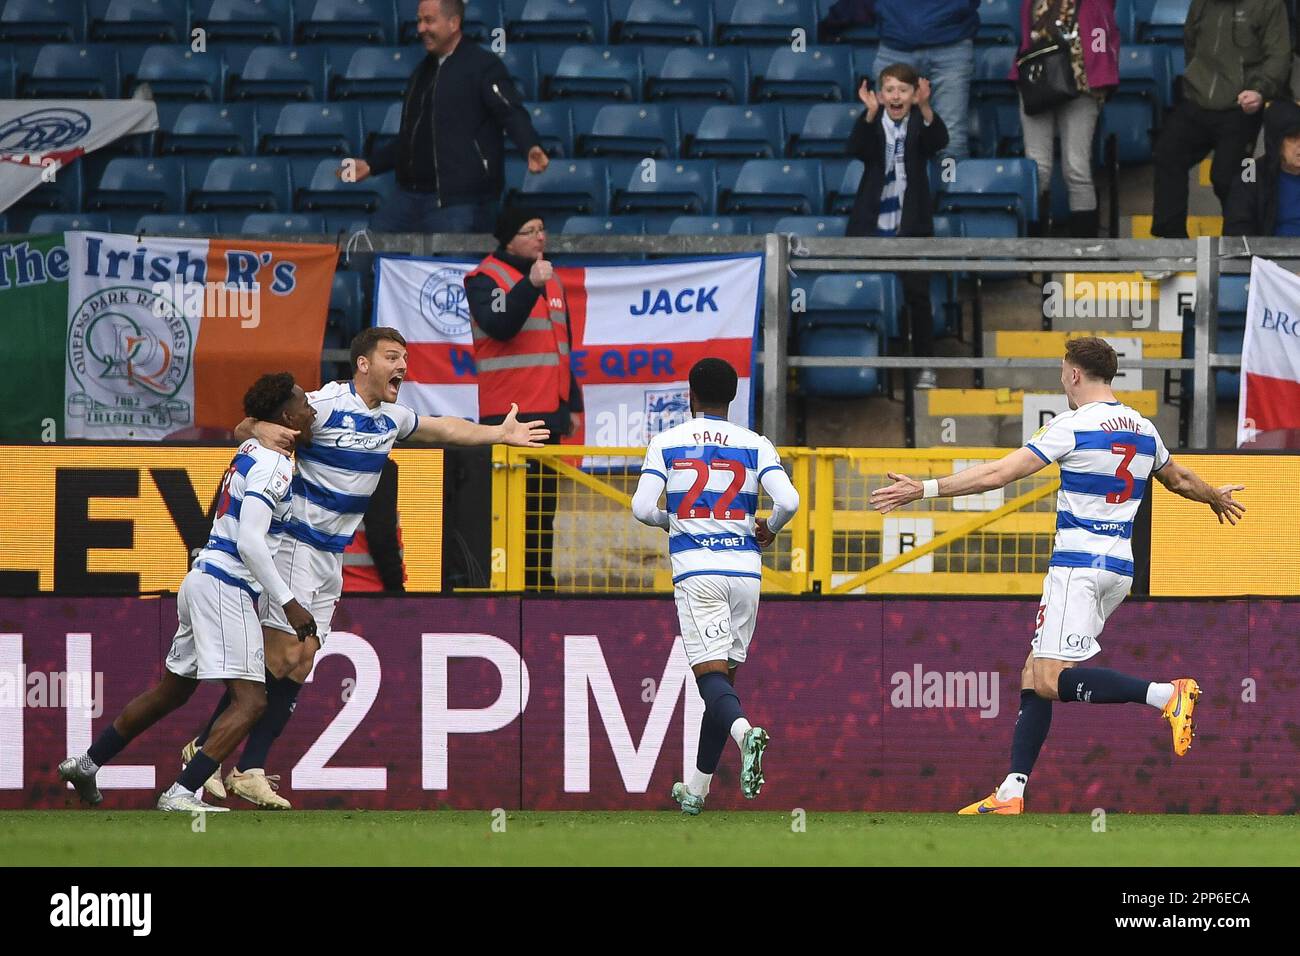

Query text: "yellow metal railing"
[489, 446, 1060, 595]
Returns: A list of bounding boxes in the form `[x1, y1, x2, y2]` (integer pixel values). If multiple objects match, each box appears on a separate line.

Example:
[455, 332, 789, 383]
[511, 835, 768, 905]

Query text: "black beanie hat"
[493, 206, 543, 246]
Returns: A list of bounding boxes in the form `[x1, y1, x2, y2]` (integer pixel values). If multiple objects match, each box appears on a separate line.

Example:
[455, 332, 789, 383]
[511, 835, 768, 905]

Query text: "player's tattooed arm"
[1152, 458, 1246, 525]
[409, 403, 549, 446]
[234, 416, 298, 454]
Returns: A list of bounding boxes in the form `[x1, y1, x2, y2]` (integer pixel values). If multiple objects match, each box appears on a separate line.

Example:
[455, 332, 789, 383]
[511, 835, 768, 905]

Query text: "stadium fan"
[1224, 98, 1300, 236]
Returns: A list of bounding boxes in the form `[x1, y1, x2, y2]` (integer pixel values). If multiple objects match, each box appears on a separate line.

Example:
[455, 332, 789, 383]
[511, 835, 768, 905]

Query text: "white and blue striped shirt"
[280, 380, 419, 554]
[1026, 401, 1171, 578]
[198, 439, 295, 596]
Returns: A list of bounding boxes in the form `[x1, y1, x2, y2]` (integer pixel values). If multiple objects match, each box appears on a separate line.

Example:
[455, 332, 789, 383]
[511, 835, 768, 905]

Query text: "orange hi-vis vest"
[342, 521, 406, 592]
[465, 254, 571, 418]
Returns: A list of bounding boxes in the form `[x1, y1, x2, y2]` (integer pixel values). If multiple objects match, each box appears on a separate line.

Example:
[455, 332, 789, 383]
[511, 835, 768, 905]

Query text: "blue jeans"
[873, 38, 973, 160]
[370, 187, 498, 233]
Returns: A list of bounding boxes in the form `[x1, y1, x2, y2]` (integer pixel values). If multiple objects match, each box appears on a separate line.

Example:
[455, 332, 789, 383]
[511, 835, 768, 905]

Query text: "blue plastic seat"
[1116, 44, 1171, 113]
[936, 158, 1038, 234]
[295, 0, 396, 42]
[800, 272, 899, 333]
[193, 0, 292, 42]
[21, 44, 119, 97]
[494, 43, 537, 100]
[772, 214, 848, 235]
[544, 46, 641, 100]
[715, 0, 816, 46]
[227, 45, 327, 100]
[27, 212, 114, 232]
[506, 0, 609, 43]
[1218, 274, 1249, 330]
[7, 161, 83, 216]
[577, 103, 679, 158]
[751, 46, 851, 102]
[686, 104, 784, 158]
[787, 103, 861, 157]
[90, 0, 188, 42]
[1215, 327, 1243, 401]
[332, 46, 418, 100]
[797, 326, 882, 396]
[260, 103, 363, 155]
[644, 47, 748, 102]
[160, 103, 258, 155]
[722, 159, 824, 214]
[0, 0, 83, 41]
[297, 158, 394, 212]
[516, 101, 567, 157]
[975, 0, 1018, 43]
[131, 45, 224, 100]
[560, 214, 646, 234]
[1116, 0, 1139, 43]
[188, 156, 292, 212]
[971, 44, 1021, 156]
[667, 215, 752, 234]
[327, 268, 366, 337]
[241, 212, 328, 234]
[133, 212, 219, 233]
[610, 158, 715, 214]
[88, 157, 184, 212]
[505, 158, 609, 215]
[615, 0, 712, 45]
[360, 101, 402, 156]
[1137, 0, 1188, 42]
[826, 159, 861, 213]
[815, 0, 877, 42]
[1097, 98, 1156, 164]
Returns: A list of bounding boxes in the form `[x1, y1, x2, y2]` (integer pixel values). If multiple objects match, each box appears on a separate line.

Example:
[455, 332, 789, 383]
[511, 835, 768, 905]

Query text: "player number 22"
[672, 459, 748, 520]
[1107, 442, 1137, 504]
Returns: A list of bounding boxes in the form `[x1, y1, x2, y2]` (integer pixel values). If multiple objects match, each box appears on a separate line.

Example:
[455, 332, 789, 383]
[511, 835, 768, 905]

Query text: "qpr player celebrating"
[631, 358, 800, 814]
[871, 338, 1246, 815]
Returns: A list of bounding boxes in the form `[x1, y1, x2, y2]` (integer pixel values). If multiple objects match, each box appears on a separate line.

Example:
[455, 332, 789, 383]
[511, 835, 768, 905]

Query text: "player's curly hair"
[243, 372, 296, 421]
[1065, 336, 1118, 383]
[689, 358, 738, 405]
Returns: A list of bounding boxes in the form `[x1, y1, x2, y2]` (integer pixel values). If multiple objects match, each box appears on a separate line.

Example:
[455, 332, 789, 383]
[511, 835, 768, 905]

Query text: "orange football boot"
[1161, 678, 1201, 756]
[957, 792, 1024, 815]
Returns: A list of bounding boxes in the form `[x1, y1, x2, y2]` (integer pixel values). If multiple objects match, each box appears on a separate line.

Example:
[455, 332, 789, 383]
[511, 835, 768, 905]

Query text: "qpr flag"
[1238, 257, 1300, 447]
[373, 254, 763, 448]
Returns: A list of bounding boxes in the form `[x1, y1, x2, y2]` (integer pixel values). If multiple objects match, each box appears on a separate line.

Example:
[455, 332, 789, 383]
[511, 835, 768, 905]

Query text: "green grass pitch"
[3, 811, 1298, 866]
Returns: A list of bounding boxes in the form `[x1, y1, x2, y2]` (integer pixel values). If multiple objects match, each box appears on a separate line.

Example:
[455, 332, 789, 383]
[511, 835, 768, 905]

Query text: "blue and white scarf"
[875, 113, 909, 237]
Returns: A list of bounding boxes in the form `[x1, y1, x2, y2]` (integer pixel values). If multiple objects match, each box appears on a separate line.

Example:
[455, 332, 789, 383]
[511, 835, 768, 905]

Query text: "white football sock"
[688, 770, 712, 798]
[997, 773, 1028, 802]
[1146, 682, 1175, 710]
[730, 717, 752, 748]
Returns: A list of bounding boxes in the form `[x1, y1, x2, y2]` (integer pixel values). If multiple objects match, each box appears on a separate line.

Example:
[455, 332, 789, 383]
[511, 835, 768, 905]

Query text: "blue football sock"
[1010, 689, 1052, 775]
[695, 711, 730, 776]
[695, 672, 745, 741]
[177, 750, 219, 793]
[1057, 667, 1149, 704]
[237, 673, 302, 772]
[194, 690, 231, 748]
[86, 725, 128, 767]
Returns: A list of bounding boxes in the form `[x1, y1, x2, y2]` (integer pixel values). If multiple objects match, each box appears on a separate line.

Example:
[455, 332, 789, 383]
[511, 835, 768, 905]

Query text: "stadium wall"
[1, 596, 1296, 814]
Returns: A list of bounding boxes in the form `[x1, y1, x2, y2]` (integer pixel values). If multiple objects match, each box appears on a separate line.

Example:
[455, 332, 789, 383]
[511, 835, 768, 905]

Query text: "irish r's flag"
[1238, 256, 1300, 446]
[1, 231, 337, 441]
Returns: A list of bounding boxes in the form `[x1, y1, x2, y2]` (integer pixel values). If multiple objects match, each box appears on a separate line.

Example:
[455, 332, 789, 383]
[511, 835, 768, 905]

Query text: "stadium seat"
[159, 103, 258, 155]
[6, 160, 83, 221]
[297, 159, 394, 212]
[328, 268, 366, 337]
[506, 0, 609, 43]
[577, 104, 679, 158]
[715, 0, 816, 46]
[0, 0, 83, 41]
[772, 214, 848, 235]
[751, 46, 852, 102]
[1115, 0, 1138, 44]
[1116, 44, 1171, 113]
[544, 46, 641, 101]
[644, 47, 748, 103]
[614, 0, 712, 45]
[131, 45, 224, 101]
[799, 272, 900, 334]
[722, 159, 823, 215]
[975, 0, 1018, 44]
[815, 0, 877, 42]
[90, 0, 188, 42]
[227, 45, 327, 100]
[826, 159, 862, 215]
[560, 214, 646, 234]
[685, 104, 784, 159]
[515, 102, 568, 157]
[667, 215, 752, 234]
[361, 101, 402, 156]
[260, 103, 363, 156]
[133, 212, 219, 233]
[1218, 274, 1250, 330]
[86, 157, 184, 213]
[26, 212, 114, 232]
[1137, 0, 1187, 42]
[1215, 326, 1243, 401]
[796, 326, 882, 396]
[295, 0, 396, 43]
[505, 158, 609, 215]
[495, 43, 537, 100]
[971, 44, 1021, 157]
[0, 49, 12, 97]
[786, 103, 861, 158]
[21, 44, 119, 98]
[936, 158, 1038, 235]
[188, 156, 292, 212]
[610, 158, 715, 214]
[242, 211, 329, 234]
[332, 46, 418, 100]
[193, 0, 293, 43]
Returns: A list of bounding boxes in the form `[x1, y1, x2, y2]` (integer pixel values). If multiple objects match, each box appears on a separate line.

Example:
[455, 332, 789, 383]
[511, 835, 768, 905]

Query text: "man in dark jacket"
[1225, 99, 1300, 236]
[464, 207, 583, 589]
[339, 0, 549, 233]
[821, 0, 977, 159]
[1151, 0, 1292, 237]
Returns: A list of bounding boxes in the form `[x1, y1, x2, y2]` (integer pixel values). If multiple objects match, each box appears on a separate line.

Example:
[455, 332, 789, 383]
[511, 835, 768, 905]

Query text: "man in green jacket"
[1151, 0, 1293, 238]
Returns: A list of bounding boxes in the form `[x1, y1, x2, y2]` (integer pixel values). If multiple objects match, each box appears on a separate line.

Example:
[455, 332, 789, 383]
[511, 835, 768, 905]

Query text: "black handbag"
[1016, 7, 1079, 116]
